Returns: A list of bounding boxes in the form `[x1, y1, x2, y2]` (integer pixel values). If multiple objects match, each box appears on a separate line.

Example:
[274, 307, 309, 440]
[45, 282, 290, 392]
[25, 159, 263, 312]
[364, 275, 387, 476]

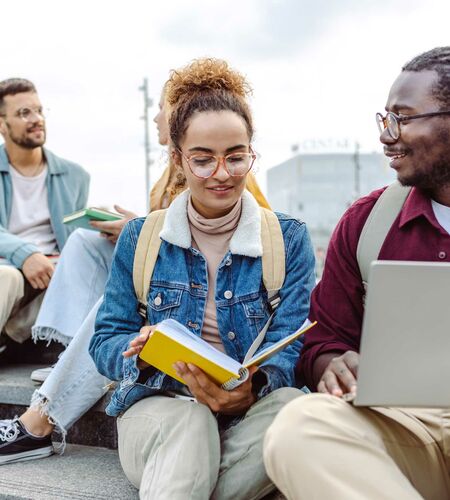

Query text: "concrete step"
[0, 444, 138, 499]
[0, 364, 117, 449]
[0, 444, 285, 500]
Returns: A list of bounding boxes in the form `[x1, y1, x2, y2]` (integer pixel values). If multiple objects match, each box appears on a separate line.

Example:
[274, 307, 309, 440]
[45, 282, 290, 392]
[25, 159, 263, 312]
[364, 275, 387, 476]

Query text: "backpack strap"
[356, 182, 411, 285]
[243, 208, 285, 363]
[260, 207, 285, 312]
[133, 209, 166, 317]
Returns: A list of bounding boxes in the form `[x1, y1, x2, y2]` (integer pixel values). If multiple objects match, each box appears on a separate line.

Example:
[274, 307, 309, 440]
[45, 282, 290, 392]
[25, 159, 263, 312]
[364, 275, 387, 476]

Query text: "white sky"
[1, 0, 449, 214]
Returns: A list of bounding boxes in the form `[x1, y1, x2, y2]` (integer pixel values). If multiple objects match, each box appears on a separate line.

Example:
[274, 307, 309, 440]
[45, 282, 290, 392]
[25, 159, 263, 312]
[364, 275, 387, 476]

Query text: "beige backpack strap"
[356, 182, 411, 285]
[260, 207, 285, 311]
[133, 209, 166, 317]
[244, 208, 285, 362]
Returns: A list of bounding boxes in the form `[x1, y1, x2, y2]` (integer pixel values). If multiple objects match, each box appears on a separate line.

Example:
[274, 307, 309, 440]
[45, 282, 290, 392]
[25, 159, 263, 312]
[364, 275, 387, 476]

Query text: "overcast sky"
[1, 0, 449, 214]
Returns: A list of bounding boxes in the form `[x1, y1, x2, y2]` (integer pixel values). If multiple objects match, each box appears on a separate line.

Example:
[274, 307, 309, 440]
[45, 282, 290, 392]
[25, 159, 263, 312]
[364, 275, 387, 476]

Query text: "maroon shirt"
[298, 186, 450, 390]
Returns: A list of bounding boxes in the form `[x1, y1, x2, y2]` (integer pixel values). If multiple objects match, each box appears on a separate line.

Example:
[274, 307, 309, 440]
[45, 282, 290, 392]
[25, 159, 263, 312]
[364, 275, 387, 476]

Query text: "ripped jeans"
[30, 229, 113, 442]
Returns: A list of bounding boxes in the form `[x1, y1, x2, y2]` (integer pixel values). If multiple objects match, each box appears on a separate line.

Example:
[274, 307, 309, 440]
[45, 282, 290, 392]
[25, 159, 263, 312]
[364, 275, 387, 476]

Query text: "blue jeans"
[30, 229, 113, 439]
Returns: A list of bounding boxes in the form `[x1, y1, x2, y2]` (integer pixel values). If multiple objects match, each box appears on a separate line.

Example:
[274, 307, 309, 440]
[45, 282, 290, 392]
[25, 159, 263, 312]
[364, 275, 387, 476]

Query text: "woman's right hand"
[122, 325, 156, 369]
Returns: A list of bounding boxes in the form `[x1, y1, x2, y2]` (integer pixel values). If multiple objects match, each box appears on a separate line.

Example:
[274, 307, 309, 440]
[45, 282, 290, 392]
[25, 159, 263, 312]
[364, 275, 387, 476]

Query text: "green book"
[63, 207, 124, 233]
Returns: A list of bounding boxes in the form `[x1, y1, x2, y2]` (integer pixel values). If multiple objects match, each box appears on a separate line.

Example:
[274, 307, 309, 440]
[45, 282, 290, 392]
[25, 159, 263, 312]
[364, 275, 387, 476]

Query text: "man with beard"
[264, 47, 450, 499]
[0, 78, 89, 351]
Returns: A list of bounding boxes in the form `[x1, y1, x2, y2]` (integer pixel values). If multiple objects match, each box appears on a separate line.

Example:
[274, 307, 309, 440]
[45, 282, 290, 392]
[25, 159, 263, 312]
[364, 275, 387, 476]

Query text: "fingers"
[319, 352, 359, 397]
[114, 205, 138, 218]
[174, 363, 224, 409]
[122, 327, 155, 358]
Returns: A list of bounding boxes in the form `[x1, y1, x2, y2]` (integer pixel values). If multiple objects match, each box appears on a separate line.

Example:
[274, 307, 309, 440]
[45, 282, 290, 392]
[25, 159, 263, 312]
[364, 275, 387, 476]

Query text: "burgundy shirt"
[298, 186, 450, 390]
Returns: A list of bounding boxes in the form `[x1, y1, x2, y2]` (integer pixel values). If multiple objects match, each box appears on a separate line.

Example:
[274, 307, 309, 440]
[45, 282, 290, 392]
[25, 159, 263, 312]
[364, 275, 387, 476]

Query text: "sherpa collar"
[159, 189, 263, 257]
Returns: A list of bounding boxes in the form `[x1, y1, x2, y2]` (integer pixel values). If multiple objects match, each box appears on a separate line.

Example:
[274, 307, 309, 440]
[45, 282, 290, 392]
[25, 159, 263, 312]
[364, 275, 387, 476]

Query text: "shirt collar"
[0, 145, 67, 175]
[398, 186, 444, 232]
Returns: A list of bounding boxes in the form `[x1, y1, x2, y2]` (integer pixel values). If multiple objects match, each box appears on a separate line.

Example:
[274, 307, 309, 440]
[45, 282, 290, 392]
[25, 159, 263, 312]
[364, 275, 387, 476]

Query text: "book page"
[244, 319, 316, 367]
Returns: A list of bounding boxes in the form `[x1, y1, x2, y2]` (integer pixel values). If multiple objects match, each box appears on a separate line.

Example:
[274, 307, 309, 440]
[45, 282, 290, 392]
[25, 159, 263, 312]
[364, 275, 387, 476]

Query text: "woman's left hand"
[174, 362, 259, 414]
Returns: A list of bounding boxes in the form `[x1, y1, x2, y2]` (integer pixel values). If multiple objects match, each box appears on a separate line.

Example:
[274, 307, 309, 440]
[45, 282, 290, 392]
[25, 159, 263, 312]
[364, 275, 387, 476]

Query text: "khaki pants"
[264, 393, 450, 500]
[0, 266, 43, 343]
[117, 387, 303, 500]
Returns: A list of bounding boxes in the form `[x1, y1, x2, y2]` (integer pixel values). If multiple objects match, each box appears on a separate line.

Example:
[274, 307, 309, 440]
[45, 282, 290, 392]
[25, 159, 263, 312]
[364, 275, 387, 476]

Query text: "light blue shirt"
[0, 144, 90, 267]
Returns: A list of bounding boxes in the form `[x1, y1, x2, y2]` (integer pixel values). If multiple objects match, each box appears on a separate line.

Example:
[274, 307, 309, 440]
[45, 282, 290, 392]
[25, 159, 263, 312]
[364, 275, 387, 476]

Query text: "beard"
[398, 128, 450, 191]
[6, 122, 46, 149]
[400, 158, 450, 190]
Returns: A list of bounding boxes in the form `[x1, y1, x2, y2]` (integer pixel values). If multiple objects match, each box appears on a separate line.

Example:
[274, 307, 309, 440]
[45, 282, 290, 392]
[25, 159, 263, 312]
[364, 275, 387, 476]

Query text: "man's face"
[381, 70, 450, 191]
[0, 92, 46, 149]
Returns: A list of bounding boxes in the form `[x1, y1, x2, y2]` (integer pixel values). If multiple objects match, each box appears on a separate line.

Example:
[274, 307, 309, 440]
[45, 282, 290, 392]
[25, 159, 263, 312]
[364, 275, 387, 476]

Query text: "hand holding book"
[173, 361, 259, 414]
[89, 205, 138, 243]
[138, 318, 316, 390]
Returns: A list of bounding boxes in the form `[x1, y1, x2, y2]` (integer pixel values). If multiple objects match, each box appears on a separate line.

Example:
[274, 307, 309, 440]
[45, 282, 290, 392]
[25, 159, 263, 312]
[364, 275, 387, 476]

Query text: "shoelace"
[0, 418, 20, 442]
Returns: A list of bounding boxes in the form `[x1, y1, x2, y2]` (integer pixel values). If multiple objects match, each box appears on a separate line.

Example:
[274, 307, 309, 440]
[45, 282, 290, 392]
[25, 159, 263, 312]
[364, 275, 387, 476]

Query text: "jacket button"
[438, 251, 447, 259]
[227, 331, 236, 340]
[154, 295, 162, 306]
[225, 258, 232, 266]
[224, 290, 233, 299]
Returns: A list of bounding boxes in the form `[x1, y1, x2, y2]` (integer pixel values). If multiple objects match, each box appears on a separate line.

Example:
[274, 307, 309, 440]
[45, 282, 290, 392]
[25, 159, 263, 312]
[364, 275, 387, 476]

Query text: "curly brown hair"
[165, 58, 254, 148]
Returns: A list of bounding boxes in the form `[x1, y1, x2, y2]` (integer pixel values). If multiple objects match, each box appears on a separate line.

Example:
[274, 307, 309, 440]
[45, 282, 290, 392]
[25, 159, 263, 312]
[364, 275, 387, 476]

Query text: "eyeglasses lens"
[386, 113, 400, 140]
[189, 154, 253, 178]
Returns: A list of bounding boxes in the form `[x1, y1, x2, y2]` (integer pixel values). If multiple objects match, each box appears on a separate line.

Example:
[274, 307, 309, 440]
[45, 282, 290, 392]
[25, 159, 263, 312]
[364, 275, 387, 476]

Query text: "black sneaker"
[0, 418, 53, 465]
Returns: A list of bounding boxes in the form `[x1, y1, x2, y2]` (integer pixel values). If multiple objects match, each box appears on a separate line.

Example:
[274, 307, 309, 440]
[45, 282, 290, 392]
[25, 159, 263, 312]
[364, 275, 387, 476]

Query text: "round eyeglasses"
[14, 107, 47, 122]
[179, 148, 257, 179]
[376, 110, 450, 140]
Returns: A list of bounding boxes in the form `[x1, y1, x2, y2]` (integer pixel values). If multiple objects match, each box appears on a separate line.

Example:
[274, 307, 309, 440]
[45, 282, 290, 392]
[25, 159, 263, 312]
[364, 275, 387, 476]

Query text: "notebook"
[62, 207, 123, 233]
[353, 260, 450, 407]
[139, 318, 316, 390]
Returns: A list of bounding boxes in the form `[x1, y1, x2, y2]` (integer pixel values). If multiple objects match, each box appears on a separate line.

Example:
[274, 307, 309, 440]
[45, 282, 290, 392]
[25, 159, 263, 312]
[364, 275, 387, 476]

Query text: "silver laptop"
[354, 260, 450, 407]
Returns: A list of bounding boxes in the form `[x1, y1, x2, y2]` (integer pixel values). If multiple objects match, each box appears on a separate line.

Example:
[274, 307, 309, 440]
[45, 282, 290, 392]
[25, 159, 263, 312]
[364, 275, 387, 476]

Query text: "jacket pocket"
[147, 285, 184, 321]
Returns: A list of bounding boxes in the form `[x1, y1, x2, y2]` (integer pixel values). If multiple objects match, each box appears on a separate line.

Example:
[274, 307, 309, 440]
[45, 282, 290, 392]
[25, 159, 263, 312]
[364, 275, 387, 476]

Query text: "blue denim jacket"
[0, 145, 90, 267]
[90, 190, 315, 417]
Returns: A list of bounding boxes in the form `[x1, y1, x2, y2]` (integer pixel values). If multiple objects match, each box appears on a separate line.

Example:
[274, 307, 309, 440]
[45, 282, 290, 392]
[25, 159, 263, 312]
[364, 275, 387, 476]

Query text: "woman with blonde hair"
[90, 58, 315, 499]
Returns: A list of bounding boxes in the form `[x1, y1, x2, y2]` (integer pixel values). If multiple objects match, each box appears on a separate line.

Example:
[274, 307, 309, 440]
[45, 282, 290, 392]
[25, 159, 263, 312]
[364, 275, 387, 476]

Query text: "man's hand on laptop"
[317, 350, 359, 398]
[90, 205, 137, 244]
[22, 253, 55, 290]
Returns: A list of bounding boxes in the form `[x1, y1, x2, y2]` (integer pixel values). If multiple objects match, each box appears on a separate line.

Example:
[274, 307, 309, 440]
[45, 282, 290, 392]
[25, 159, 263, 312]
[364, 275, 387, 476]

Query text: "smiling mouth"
[391, 153, 407, 160]
[207, 186, 233, 192]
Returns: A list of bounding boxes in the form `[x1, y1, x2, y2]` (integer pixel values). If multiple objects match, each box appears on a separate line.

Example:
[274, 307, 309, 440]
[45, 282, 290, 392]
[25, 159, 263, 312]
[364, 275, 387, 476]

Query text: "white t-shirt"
[431, 199, 450, 235]
[8, 165, 58, 254]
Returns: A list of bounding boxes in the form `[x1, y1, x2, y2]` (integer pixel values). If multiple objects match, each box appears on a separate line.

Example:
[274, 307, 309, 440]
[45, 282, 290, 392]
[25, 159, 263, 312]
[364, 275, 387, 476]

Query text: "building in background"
[266, 151, 395, 277]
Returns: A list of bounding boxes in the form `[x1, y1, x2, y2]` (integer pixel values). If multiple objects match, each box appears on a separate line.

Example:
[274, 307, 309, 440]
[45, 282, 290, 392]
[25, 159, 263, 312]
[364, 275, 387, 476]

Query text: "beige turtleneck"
[187, 197, 242, 352]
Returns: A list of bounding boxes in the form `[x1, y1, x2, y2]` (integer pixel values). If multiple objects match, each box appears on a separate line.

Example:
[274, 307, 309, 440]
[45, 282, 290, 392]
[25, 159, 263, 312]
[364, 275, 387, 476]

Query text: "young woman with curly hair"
[90, 58, 315, 499]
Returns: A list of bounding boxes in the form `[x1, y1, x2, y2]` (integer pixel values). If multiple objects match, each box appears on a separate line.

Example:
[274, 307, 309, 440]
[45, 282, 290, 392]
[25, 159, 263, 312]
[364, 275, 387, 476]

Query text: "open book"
[139, 318, 316, 390]
[63, 207, 124, 233]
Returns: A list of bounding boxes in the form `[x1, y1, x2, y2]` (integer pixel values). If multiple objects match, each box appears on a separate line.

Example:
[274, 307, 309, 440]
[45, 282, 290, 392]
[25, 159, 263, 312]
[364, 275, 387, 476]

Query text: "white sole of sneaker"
[0, 446, 53, 465]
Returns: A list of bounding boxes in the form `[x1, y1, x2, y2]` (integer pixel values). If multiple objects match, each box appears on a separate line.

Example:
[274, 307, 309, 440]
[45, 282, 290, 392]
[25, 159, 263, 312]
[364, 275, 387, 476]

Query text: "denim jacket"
[90, 190, 315, 417]
[0, 145, 90, 267]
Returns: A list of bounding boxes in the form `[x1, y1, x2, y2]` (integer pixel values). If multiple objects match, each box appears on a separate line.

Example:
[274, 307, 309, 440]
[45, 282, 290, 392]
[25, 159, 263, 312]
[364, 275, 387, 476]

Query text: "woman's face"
[153, 93, 169, 146]
[176, 110, 251, 219]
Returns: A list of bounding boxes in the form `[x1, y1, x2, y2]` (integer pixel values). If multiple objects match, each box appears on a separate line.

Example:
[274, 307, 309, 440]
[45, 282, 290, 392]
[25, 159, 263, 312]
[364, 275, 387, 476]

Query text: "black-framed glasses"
[376, 110, 450, 140]
[179, 147, 257, 179]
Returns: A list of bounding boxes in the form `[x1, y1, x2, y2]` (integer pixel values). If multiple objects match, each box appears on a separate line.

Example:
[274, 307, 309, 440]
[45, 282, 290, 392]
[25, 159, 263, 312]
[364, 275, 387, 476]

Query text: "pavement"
[0, 444, 138, 499]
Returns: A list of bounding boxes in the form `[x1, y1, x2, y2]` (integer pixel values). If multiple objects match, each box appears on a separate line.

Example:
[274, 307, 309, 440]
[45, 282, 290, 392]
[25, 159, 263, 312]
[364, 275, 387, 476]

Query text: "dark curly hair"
[402, 47, 450, 109]
[0, 78, 36, 114]
[165, 58, 253, 148]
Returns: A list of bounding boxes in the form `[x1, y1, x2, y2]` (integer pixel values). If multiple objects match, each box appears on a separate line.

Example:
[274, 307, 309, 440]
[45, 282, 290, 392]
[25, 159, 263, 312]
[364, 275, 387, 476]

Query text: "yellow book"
[139, 318, 316, 390]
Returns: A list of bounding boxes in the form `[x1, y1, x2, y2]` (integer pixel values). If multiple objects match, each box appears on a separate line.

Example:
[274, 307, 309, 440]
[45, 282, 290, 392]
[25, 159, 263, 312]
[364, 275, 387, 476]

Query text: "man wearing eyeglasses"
[264, 47, 450, 498]
[0, 78, 89, 351]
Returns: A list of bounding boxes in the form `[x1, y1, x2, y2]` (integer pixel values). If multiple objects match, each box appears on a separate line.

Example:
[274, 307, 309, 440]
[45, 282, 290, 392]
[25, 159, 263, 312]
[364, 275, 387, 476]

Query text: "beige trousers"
[0, 266, 43, 343]
[117, 387, 303, 500]
[264, 393, 450, 500]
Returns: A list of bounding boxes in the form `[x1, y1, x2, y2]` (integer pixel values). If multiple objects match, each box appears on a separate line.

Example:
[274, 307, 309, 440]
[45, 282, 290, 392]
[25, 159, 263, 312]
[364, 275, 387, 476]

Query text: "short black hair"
[0, 78, 36, 113]
[402, 47, 450, 109]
